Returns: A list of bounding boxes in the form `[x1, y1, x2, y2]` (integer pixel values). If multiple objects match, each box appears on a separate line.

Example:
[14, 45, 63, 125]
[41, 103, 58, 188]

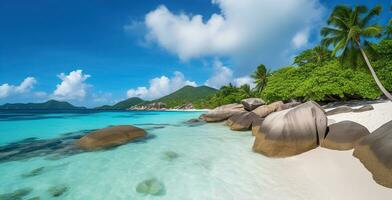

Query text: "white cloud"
[127, 71, 197, 100]
[0, 77, 37, 98]
[52, 70, 91, 100]
[143, 0, 323, 73]
[233, 76, 255, 88]
[292, 29, 310, 48]
[204, 60, 233, 89]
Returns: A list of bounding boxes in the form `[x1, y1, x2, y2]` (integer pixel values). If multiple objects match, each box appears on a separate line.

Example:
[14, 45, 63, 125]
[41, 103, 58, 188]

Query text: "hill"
[95, 97, 145, 110]
[0, 100, 86, 110]
[152, 85, 218, 107]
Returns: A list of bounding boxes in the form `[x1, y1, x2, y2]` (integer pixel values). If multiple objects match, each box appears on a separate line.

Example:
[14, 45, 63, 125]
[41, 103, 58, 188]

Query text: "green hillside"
[153, 85, 218, 107]
[95, 97, 145, 110]
[0, 100, 86, 109]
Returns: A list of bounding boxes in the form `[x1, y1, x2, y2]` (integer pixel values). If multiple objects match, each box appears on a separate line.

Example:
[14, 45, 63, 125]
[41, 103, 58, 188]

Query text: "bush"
[261, 61, 380, 102]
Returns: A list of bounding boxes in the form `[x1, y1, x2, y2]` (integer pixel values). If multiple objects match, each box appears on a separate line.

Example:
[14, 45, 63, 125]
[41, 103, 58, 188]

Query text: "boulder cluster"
[200, 98, 392, 188]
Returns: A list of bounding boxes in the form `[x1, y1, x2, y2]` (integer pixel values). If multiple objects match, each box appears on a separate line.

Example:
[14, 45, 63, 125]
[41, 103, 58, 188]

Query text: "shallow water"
[0, 110, 390, 200]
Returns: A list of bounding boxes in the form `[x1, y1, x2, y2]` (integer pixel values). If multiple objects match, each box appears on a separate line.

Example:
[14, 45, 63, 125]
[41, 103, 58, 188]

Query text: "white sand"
[283, 101, 392, 199]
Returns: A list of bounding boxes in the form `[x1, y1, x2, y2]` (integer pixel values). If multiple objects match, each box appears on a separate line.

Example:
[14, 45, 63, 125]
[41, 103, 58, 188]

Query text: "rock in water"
[251, 118, 264, 136]
[21, 167, 45, 178]
[47, 185, 68, 197]
[200, 103, 245, 122]
[241, 98, 265, 111]
[226, 112, 260, 131]
[321, 121, 369, 150]
[136, 178, 165, 196]
[253, 101, 327, 157]
[353, 120, 392, 188]
[162, 151, 179, 161]
[251, 101, 284, 118]
[0, 188, 32, 200]
[76, 125, 146, 150]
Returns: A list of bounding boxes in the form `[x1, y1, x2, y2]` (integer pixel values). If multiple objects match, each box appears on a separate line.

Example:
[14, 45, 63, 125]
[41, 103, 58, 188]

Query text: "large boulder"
[241, 98, 265, 111]
[280, 102, 301, 110]
[353, 120, 392, 188]
[321, 121, 369, 150]
[251, 101, 284, 118]
[226, 112, 260, 131]
[76, 125, 146, 150]
[353, 105, 374, 113]
[251, 118, 265, 136]
[200, 103, 245, 122]
[253, 101, 327, 157]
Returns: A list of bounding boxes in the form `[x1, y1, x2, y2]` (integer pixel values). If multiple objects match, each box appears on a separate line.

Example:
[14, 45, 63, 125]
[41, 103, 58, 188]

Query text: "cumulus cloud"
[127, 71, 197, 100]
[233, 76, 255, 88]
[0, 77, 37, 98]
[52, 70, 91, 100]
[204, 60, 233, 89]
[143, 0, 323, 73]
[292, 29, 310, 48]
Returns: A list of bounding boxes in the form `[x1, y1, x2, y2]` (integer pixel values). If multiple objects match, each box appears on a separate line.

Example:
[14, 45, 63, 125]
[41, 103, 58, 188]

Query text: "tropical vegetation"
[196, 4, 392, 108]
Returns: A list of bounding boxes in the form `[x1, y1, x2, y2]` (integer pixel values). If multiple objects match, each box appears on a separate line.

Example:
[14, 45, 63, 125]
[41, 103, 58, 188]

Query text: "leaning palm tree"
[251, 64, 268, 94]
[384, 18, 392, 39]
[321, 4, 392, 101]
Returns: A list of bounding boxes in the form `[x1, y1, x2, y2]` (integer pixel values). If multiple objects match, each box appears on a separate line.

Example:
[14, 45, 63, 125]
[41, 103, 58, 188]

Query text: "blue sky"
[0, 0, 390, 107]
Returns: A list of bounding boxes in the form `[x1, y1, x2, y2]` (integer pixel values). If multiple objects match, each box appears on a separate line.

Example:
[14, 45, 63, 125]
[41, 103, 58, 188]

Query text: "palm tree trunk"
[357, 41, 392, 101]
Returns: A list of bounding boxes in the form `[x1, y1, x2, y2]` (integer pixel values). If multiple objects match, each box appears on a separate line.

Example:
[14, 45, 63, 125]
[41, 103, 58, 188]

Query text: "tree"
[294, 46, 332, 66]
[251, 64, 268, 94]
[321, 4, 392, 101]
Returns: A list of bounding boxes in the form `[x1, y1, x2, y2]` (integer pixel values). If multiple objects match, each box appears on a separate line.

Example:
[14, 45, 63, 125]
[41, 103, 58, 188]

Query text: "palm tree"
[251, 64, 268, 94]
[321, 4, 392, 101]
[239, 84, 253, 98]
[294, 45, 332, 66]
[384, 19, 392, 39]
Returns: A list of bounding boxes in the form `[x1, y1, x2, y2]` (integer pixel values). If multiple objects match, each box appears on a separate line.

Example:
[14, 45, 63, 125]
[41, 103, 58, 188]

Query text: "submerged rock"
[162, 151, 179, 161]
[321, 121, 369, 150]
[184, 119, 205, 127]
[27, 197, 40, 200]
[76, 125, 146, 151]
[136, 178, 165, 196]
[226, 112, 260, 131]
[251, 101, 284, 118]
[353, 120, 392, 188]
[47, 185, 68, 197]
[21, 167, 45, 178]
[0, 187, 32, 200]
[253, 101, 327, 157]
[200, 103, 245, 122]
[241, 98, 265, 111]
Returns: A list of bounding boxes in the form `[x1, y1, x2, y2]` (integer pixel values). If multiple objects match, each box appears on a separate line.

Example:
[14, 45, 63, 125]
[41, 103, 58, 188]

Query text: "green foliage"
[193, 84, 255, 109]
[261, 61, 381, 103]
[251, 64, 268, 93]
[321, 4, 382, 67]
[154, 85, 218, 108]
[372, 39, 392, 91]
[95, 97, 144, 110]
[293, 46, 332, 66]
[0, 100, 85, 109]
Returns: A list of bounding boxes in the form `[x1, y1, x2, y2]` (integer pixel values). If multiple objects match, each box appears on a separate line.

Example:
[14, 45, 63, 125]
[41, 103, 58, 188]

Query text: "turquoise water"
[1, 110, 278, 200]
[2, 110, 381, 200]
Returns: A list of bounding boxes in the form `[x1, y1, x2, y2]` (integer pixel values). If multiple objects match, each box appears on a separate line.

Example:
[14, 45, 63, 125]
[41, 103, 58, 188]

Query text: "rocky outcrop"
[321, 121, 369, 150]
[251, 118, 264, 136]
[251, 101, 284, 118]
[200, 103, 245, 122]
[136, 178, 166, 196]
[326, 105, 374, 115]
[253, 101, 327, 157]
[226, 112, 260, 131]
[76, 125, 146, 150]
[353, 120, 392, 188]
[241, 98, 265, 111]
[280, 102, 301, 110]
